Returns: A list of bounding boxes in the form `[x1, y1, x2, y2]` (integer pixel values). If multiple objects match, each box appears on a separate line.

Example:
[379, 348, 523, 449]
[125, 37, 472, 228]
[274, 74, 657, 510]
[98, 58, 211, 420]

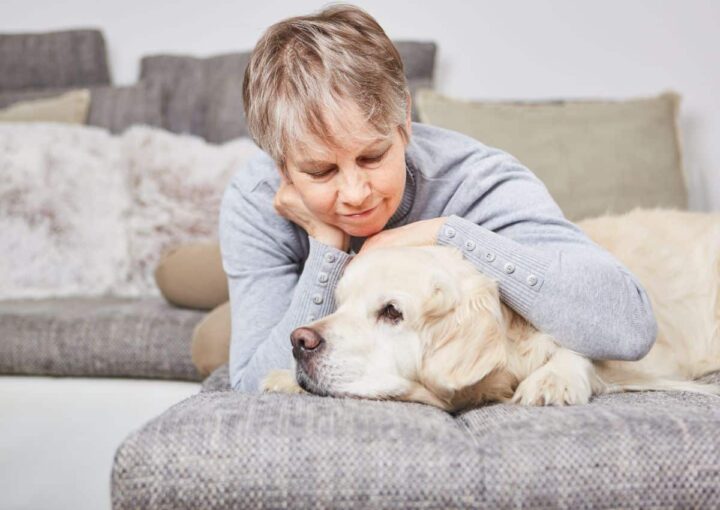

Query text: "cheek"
[300, 187, 336, 215]
[373, 158, 406, 202]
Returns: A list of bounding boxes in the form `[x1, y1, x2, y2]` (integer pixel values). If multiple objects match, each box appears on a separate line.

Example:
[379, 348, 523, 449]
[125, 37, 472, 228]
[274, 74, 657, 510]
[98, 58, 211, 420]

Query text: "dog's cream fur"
[262, 208, 720, 412]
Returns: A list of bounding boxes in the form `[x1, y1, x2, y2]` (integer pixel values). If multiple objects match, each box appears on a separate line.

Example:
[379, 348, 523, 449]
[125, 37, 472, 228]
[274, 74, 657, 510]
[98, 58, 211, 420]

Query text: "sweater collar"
[385, 152, 417, 229]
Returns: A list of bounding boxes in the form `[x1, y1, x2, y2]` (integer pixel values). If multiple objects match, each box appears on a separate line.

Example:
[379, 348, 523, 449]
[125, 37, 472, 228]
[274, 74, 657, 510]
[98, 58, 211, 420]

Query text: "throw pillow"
[0, 123, 130, 298]
[139, 41, 436, 143]
[0, 82, 163, 133]
[0, 89, 91, 124]
[112, 125, 261, 297]
[154, 241, 228, 311]
[415, 89, 688, 221]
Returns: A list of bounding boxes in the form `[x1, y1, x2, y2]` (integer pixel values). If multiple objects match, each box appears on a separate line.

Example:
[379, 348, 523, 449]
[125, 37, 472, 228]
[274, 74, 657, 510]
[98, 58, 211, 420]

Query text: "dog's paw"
[261, 369, 306, 394]
[511, 366, 591, 406]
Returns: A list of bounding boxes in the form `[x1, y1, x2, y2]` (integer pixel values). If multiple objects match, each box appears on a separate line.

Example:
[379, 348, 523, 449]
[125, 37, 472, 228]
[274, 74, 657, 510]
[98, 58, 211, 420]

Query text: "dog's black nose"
[290, 327, 325, 352]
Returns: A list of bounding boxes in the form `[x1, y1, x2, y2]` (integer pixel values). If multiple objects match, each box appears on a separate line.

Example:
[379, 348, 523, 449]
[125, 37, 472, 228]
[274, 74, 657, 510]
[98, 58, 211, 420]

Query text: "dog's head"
[291, 245, 511, 411]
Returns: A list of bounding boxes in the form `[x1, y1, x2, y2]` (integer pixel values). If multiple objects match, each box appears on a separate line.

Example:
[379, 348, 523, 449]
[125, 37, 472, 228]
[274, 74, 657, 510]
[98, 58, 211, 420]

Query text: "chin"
[344, 222, 383, 238]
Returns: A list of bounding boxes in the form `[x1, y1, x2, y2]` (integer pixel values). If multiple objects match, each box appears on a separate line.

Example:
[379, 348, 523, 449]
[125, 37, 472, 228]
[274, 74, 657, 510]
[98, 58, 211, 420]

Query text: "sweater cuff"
[434, 214, 554, 318]
[292, 236, 353, 323]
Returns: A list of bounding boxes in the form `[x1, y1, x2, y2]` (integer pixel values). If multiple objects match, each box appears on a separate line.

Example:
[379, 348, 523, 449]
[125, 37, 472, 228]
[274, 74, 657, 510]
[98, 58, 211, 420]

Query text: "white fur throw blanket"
[0, 123, 260, 298]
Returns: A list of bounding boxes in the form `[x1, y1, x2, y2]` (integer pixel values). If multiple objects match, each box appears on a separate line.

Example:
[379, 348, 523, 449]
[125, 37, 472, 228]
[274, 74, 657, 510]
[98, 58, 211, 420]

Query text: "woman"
[181, 4, 657, 392]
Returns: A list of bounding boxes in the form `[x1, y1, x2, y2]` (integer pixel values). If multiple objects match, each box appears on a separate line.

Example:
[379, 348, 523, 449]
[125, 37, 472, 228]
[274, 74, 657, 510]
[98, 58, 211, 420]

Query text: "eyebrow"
[297, 137, 391, 168]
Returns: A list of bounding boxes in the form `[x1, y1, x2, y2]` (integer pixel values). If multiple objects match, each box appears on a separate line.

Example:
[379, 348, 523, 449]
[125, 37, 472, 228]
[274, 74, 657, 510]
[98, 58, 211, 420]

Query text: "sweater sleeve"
[219, 177, 352, 393]
[434, 151, 658, 361]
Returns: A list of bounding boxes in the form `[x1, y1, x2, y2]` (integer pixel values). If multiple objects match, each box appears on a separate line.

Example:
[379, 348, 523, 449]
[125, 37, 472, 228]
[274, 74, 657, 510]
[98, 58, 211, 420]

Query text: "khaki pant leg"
[191, 301, 231, 377]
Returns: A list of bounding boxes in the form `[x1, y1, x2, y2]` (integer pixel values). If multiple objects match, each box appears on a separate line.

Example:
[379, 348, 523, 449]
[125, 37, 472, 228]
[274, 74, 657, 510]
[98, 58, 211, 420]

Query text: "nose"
[339, 169, 371, 206]
[290, 327, 325, 354]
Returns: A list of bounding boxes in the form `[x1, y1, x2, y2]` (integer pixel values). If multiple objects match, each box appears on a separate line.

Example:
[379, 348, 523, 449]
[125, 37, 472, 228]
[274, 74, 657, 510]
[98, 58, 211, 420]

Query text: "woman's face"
[284, 102, 412, 238]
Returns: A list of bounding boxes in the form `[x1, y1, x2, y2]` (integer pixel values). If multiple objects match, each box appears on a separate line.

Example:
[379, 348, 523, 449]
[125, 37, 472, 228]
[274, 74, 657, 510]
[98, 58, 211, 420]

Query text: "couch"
[2, 28, 718, 510]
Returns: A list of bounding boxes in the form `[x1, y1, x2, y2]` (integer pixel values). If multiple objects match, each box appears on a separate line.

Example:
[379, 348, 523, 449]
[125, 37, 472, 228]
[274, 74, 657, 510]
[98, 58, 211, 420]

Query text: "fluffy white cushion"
[0, 123, 129, 298]
[116, 126, 260, 296]
[0, 123, 261, 299]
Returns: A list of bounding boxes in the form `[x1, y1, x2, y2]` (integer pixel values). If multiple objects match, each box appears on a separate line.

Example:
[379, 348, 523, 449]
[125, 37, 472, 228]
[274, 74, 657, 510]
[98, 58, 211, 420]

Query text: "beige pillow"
[416, 89, 688, 221]
[154, 241, 228, 311]
[0, 89, 90, 124]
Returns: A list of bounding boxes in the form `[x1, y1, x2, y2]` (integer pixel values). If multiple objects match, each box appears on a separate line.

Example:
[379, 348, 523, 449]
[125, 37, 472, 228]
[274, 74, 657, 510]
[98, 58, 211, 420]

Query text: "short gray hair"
[242, 4, 410, 172]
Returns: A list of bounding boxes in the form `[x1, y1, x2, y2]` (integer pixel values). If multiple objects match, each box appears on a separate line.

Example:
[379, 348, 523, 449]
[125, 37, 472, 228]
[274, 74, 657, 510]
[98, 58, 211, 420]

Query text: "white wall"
[3, 0, 718, 211]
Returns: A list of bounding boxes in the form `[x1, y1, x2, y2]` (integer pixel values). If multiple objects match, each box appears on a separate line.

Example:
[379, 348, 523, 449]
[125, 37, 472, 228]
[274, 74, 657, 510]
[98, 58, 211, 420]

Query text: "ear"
[421, 273, 461, 321]
[420, 273, 508, 398]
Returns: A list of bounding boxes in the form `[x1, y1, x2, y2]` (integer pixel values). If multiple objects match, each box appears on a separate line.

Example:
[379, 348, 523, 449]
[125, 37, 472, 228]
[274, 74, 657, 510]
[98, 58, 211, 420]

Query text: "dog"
[261, 208, 720, 412]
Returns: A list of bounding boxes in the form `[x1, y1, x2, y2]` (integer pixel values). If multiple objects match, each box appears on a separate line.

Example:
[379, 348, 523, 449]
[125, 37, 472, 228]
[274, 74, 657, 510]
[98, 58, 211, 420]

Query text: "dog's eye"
[378, 302, 403, 324]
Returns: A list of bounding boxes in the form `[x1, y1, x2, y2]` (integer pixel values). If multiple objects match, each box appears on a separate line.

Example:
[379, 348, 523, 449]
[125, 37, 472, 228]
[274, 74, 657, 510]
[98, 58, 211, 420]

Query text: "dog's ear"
[421, 272, 461, 321]
[420, 271, 508, 399]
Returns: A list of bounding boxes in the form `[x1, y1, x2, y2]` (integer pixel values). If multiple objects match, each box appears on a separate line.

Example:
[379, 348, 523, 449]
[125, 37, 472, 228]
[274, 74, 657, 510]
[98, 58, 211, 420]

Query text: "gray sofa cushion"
[139, 41, 436, 144]
[112, 366, 720, 508]
[140, 52, 251, 144]
[0, 29, 110, 91]
[199, 362, 231, 393]
[0, 82, 164, 133]
[0, 297, 204, 381]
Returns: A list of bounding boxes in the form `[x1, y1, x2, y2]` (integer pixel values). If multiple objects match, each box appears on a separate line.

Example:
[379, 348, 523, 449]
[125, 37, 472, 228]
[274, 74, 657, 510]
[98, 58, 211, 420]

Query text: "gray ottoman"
[111, 364, 720, 508]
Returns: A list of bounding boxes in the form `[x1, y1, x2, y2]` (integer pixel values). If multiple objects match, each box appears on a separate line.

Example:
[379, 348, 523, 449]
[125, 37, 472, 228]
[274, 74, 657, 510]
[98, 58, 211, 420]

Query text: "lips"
[343, 204, 377, 217]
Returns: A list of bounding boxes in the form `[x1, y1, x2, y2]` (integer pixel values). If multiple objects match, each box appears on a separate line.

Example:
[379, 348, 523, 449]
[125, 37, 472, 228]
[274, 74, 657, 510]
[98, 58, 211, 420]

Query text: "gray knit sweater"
[219, 122, 658, 392]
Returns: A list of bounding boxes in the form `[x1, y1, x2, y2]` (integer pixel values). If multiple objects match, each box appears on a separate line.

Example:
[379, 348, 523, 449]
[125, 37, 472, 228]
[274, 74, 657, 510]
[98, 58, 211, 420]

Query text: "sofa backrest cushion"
[140, 41, 437, 144]
[0, 29, 111, 91]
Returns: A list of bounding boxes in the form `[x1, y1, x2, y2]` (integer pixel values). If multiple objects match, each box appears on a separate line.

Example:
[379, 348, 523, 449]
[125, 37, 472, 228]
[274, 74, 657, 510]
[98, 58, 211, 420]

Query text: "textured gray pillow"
[0, 82, 164, 134]
[140, 52, 251, 144]
[87, 81, 164, 133]
[0, 29, 110, 91]
[140, 41, 437, 144]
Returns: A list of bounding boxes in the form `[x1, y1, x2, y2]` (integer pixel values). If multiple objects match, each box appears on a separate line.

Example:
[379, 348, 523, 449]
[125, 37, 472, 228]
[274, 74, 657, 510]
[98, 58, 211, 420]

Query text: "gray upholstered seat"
[111, 363, 720, 508]
[0, 297, 205, 381]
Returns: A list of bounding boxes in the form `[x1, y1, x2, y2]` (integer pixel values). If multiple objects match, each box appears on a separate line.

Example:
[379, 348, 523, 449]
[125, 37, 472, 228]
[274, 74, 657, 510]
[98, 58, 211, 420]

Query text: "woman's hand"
[354, 217, 449, 258]
[274, 173, 350, 252]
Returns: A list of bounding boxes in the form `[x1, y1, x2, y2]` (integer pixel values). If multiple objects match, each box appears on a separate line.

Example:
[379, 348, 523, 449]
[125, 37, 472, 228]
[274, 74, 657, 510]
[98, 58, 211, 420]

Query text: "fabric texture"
[139, 41, 436, 143]
[0, 296, 204, 380]
[140, 52, 252, 144]
[84, 81, 164, 133]
[0, 81, 164, 133]
[191, 301, 231, 378]
[0, 89, 91, 123]
[112, 365, 720, 509]
[200, 362, 231, 392]
[0, 123, 130, 298]
[0, 123, 260, 299]
[0, 29, 110, 91]
[116, 126, 261, 296]
[415, 89, 688, 221]
[220, 122, 659, 393]
[154, 242, 228, 310]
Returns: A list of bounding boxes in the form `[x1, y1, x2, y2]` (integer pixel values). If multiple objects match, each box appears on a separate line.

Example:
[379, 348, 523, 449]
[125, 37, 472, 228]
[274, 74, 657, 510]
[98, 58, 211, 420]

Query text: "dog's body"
[262, 208, 720, 412]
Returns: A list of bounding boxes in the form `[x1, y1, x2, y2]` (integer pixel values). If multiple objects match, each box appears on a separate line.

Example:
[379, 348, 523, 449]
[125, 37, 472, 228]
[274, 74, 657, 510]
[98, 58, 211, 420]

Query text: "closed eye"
[358, 150, 387, 165]
[378, 302, 403, 325]
[307, 149, 389, 179]
[310, 168, 335, 179]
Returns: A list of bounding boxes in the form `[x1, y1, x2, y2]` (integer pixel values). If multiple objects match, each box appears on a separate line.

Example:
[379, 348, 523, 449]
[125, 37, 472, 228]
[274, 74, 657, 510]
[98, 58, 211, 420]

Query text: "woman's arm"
[433, 153, 658, 361]
[219, 177, 351, 393]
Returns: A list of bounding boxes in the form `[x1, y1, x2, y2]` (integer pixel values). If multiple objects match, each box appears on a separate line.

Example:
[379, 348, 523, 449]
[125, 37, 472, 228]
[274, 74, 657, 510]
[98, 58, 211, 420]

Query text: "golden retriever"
[261, 208, 720, 412]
